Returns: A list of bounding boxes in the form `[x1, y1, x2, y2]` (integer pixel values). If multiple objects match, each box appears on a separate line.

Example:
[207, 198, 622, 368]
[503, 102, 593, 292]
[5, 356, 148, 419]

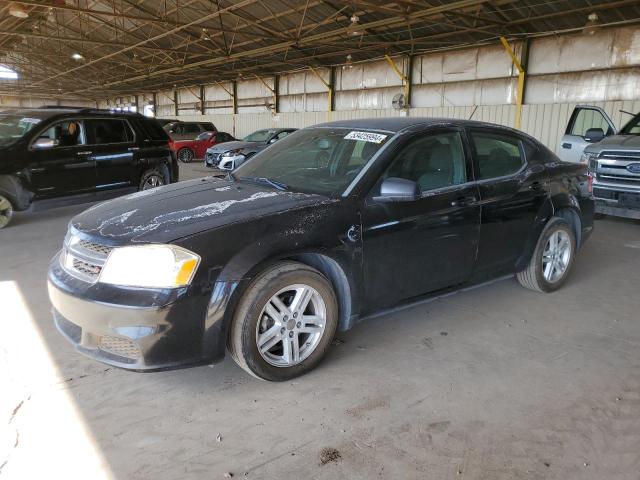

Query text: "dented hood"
[71, 177, 328, 244]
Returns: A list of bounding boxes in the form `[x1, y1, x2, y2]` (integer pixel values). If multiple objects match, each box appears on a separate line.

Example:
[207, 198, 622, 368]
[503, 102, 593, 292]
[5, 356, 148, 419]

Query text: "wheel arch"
[0, 174, 32, 211]
[202, 244, 358, 362]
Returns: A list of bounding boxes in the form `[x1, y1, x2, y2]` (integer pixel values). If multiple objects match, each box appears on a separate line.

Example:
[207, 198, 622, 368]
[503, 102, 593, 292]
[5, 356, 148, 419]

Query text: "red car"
[170, 131, 235, 163]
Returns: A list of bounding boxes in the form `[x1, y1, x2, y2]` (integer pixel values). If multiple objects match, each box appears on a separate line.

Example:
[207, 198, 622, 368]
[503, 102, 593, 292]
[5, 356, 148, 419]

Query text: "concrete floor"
[1, 163, 640, 479]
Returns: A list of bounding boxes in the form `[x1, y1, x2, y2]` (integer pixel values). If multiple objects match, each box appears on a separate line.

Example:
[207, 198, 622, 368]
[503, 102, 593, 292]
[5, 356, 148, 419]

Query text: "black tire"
[517, 217, 577, 293]
[229, 261, 338, 381]
[0, 194, 14, 229]
[177, 147, 194, 163]
[138, 168, 166, 191]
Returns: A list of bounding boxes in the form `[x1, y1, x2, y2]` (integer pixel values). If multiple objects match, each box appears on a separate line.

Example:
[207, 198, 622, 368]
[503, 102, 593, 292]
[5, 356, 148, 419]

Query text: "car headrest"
[429, 143, 453, 172]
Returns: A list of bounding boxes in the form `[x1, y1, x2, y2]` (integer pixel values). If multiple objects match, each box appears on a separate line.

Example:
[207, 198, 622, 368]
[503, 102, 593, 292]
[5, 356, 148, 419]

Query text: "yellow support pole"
[384, 54, 409, 108]
[500, 36, 525, 130]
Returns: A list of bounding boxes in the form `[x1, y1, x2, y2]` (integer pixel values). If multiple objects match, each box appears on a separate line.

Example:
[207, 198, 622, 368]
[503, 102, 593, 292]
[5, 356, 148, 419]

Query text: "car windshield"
[243, 129, 276, 142]
[620, 112, 640, 135]
[234, 127, 392, 196]
[0, 114, 44, 146]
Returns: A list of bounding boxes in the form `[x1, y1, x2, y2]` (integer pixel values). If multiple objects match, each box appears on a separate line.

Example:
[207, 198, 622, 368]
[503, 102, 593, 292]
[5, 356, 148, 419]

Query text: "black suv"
[0, 107, 178, 229]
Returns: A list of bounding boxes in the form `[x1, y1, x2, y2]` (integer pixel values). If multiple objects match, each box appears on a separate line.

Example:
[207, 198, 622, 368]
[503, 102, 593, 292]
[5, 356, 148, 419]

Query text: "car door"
[28, 119, 96, 197]
[468, 128, 549, 278]
[361, 128, 481, 310]
[85, 118, 138, 189]
[559, 106, 616, 163]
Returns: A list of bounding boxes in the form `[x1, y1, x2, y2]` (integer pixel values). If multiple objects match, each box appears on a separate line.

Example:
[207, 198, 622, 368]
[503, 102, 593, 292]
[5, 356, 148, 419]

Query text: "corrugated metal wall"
[99, 25, 637, 154]
[174, 99, 640, 154]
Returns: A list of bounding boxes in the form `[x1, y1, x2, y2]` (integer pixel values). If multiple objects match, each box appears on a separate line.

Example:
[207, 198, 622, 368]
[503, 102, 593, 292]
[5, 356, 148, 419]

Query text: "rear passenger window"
[471, 131, 524, 180]
[85, 119, 134, 144]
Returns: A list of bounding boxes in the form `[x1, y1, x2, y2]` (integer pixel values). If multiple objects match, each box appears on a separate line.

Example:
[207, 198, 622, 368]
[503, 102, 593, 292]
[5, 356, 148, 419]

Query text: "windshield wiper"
[241, 176, 289, 191]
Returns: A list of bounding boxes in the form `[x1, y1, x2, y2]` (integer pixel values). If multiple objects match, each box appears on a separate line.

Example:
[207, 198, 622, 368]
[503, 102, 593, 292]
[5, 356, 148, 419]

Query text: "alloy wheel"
[142, 174, 164, 190]
[178, 148, 194, 163]
[0, 195, 13, 229]
[542, 229, 572, 283]
[256, 284, 327, 367]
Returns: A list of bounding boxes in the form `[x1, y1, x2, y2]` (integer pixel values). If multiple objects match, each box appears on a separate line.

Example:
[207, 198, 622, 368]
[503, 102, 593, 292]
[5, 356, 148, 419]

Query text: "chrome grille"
[61, 231, 113, 283]
[98, 336, 141, 360]
[77, 239, 113, 256]
[206, 152, 222, 166]
[594, 152, 640, 187]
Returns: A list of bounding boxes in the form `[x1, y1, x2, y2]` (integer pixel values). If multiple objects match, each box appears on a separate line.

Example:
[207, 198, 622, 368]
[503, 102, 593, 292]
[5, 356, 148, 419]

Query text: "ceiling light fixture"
[343, 54, 354, 69]
[583, 13, 600, 35]
[348, 13, 362, 36]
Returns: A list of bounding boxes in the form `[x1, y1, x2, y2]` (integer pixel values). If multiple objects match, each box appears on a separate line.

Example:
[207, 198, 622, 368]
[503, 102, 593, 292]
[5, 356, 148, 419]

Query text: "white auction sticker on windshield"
[21, 117, 42, 124]
[344, 131, 387, 143]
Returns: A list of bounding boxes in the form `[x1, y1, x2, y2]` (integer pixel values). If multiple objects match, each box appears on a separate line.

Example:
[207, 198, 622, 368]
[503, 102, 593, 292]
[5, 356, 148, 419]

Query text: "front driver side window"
[36, 120, 85, 148]
[383, 131, 467, 192]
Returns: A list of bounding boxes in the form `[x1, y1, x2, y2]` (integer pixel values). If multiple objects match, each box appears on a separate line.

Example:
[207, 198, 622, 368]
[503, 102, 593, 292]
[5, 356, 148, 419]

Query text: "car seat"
[418, 143, 454, 191]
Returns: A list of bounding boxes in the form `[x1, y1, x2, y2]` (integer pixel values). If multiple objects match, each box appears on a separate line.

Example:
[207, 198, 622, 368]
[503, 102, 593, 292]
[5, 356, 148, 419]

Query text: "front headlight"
[99, 244, 200, 289]
[580, 151, 598, 164]
[222, 149, 243, 157]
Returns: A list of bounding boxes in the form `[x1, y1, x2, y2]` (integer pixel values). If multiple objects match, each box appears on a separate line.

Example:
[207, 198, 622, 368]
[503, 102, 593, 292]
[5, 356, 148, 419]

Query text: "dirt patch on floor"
[346, 397, 390, 418]
[319, 447, 341, 465]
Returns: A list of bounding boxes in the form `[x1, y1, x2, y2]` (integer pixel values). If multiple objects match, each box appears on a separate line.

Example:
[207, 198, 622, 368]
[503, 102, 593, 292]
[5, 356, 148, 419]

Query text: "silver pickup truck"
[559, 106, 640, 220]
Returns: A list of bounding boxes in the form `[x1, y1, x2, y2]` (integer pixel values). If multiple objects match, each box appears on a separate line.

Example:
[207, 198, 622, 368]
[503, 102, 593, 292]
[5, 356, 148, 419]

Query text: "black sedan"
[205, 128, 296, 170]
[48, 118, 594, 381]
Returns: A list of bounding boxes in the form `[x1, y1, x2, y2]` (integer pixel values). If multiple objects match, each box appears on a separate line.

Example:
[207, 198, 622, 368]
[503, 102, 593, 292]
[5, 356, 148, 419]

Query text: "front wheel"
[229, 261, 338, 381]
[517, 217, 576, 293]
[177, 147, 194, 163]
[139, 169, 166, 191]
[0, 194, 14, 229]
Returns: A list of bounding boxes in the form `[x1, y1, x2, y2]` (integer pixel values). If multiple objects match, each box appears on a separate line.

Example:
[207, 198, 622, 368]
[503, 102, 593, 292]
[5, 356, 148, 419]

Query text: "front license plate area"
[619, 193, 640, 208]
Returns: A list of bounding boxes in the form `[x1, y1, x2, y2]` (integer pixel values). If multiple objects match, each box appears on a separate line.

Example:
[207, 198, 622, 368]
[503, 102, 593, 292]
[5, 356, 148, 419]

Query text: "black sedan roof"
[314, 117, 513, 134]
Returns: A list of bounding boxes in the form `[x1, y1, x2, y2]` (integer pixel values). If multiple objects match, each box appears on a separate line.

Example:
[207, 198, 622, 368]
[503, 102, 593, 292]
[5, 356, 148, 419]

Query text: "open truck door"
[559, 106, 616, 163]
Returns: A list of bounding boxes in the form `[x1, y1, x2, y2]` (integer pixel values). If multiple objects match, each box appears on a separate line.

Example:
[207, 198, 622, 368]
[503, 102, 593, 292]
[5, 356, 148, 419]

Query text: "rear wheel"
[517, 217, 576, 293]
[177, 147, 194, 163]
[139, 169, 165, 191]
[0, 194, 14, 229]
[229, 261, 338, 381]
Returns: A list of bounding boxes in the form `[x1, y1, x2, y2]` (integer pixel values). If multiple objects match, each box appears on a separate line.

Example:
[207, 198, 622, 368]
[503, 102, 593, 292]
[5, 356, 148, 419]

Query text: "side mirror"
[584, 128, 605, 143]
[33, 138, 57, 149]
[373, 177, 421, 202]
[269, 137, 278, 144]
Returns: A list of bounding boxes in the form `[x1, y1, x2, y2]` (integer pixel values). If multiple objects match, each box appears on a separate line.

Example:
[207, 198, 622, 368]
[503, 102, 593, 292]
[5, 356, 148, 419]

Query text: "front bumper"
[48, 253, 215, 371]
[205, 152, 244, 170]
[593, 185, 640, 219]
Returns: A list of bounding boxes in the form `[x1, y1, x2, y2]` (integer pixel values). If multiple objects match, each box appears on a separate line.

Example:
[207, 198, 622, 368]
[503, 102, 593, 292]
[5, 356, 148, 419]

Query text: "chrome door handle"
[128, 147, 139, 151]
[77, 151, 92, 155]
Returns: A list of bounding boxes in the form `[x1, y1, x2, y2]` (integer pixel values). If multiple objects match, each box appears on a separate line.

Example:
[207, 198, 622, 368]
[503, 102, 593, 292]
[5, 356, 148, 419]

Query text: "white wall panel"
[204, 83, 233, 101]
[279, 69, 329, 95]
[161, 99, 640, 157]
[526, 68, 640, 104]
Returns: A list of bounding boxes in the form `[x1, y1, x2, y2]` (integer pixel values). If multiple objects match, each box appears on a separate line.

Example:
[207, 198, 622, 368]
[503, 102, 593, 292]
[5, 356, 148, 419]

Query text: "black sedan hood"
[72, 177, 328, 244]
